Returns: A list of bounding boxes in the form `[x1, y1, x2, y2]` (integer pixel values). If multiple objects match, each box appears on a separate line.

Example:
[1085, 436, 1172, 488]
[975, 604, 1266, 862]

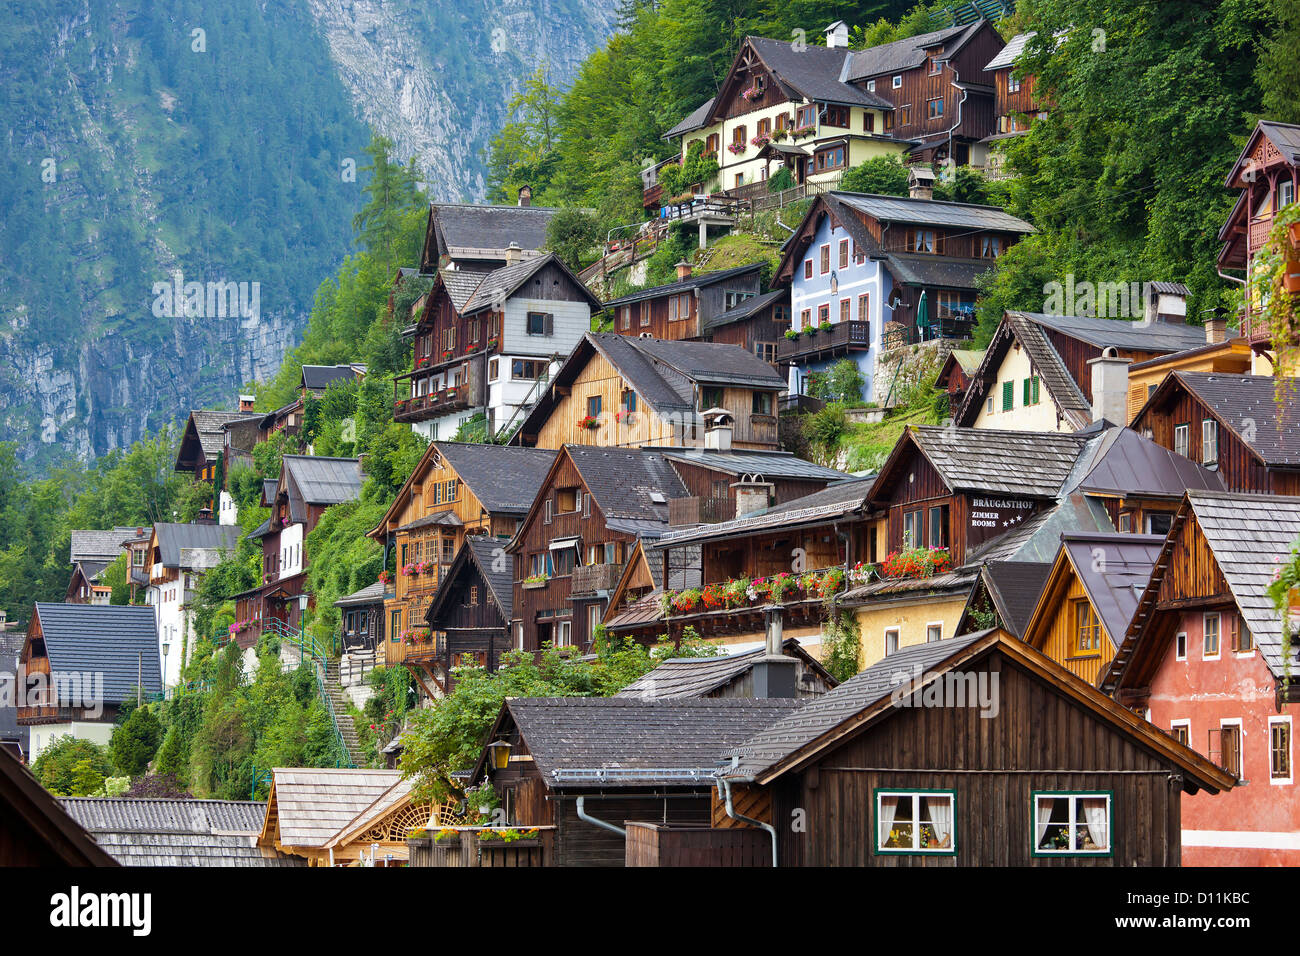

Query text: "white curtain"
[926, 797, 952, 847]
[1082, 798, 1108, 849]
[1036, 798, 1052, 848]
[877, 795, 899, 847]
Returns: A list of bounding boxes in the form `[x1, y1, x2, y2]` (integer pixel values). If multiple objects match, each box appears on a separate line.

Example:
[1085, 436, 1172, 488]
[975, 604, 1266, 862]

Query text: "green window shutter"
[1032, 376, 1040, 404]
[1023, 378, 1031, 406]
[1002, 380, 1014, 412]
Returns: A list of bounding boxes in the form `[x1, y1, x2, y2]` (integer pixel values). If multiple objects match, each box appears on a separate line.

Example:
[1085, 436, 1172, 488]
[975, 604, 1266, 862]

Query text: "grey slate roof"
[71, 528, 140, 562]
[59, 797, 303, 867]
[439, 264, 495, 311]
[1258, 121, 1300, 165]
[972, 560, 1053, 638]
[33, 603, 162, 704]
[721, 631, 991, 780]
[883, 253, 1000, 290]
[334, 581, 387, 608]
[664, 97, 715, 139]
[1061, 533, 1164, 646]
[186, 409, 253, 459]
[301, 364, 363, 391]
[832, 191, 1034, 234]
[658, 447, 850, 482]
[152, 522, 240, 568]
[261, 478, 279, 505]
[604, 334, 788, 390]
[0, 632, 28, 751]
[566, 445, 689, 523]
[430, 203, 558, 260]
[956, 311, 1089, 428]
[703, 287, 788, 333]
[498, 697, 803, 787]
[1159, 372, 1300, 467]
[282, 455, 363, 506]
[907, 425, 1087, 498]
[434, 442, 557, 515]
[1018, 312, 1209, 353]
[461, 253, 601, 315]
[747, 36, 893, 109]
[614, 638, 833, 700]
[268, 768, 403, 848]
[843, 21, 979, 80]
[602, 264, 763, 310]
[984, 30, 1034, 70]
[1077, 426, 1226, 498]
[465, 535, 514, 620]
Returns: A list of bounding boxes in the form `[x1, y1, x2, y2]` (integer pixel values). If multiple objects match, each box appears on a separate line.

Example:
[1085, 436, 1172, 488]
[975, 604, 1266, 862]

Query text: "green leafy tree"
[545, 208, 603, 270]
[109, 705, 163, 776]
[839, 154, 910, 196]
[824, 359, 866, 404]
[32, 736, 113, 796]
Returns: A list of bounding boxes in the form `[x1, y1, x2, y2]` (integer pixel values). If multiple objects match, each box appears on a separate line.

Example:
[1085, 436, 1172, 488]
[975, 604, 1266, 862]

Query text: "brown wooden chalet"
[710, 629, 1234, 866]
[418, 198, 560, 273]
[935, 348, 983, 407]
[421, 536, 515, 692]
[366, 442, 555, 688]
[0, 745, 117, 866]
[1216, 120, 1300, 352]
[232, 456, 362, 645]
[981, 32, 1051, 140]
[1132, 371, 1300, 494]
[467, 696, 801, 866]
[954, 310, 1212, 430]
[603, 262, 765, 343]
[175, 407, 261, 485]
[511, 332, 787, 451]
[65, 528, 137, 605]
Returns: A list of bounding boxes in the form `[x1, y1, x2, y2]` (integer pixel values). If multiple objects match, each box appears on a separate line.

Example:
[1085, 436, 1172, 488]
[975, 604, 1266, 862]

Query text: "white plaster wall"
[28, 720, 115, 764]
[970, 343, 1074, 432]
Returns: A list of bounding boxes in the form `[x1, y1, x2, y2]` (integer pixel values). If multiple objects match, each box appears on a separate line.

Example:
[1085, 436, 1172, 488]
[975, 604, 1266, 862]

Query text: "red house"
[1101, 490, 1300, 865]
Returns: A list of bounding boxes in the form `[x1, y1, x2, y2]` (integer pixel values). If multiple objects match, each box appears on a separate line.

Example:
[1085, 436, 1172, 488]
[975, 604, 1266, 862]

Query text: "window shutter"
[544, 499, 553, 524]
[1001, 380, 1014, 412]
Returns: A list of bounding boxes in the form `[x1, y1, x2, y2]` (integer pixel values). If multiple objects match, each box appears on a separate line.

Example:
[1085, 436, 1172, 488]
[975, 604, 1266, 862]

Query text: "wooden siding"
[1034, 568, 1114, 685]
[625, 823, 771, 866]
[551, 794, 711, 866]
[771, 653, 1183, 866]
[1154, 512, 1231, 610]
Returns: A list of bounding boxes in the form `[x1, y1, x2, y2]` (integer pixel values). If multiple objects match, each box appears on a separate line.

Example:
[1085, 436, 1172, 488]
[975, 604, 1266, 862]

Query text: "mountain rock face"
[0, 0, 616, 470]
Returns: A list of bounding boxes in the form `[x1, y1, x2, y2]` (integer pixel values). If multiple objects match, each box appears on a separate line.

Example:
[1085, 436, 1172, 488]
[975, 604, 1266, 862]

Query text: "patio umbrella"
[915, 290, 930, 340]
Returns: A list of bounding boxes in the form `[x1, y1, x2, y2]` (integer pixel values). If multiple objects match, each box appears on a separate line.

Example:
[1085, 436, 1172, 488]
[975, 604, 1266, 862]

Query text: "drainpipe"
[719, 774, 778, 867]
[576, 795, 626, 836]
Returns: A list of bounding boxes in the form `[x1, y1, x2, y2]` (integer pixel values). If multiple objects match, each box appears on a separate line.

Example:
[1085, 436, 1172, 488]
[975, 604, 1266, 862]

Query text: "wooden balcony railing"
[669, 496, 737, 526]
[777, 320, 870, 364]
[394, 383, 473, 423]
[570, 562, 626, 595]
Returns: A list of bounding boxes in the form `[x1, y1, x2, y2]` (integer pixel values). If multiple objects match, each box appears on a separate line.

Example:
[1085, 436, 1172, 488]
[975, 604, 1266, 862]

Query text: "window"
[752, 392, 773, 415]
[858, 293, 870, 322]
[838, 239, 849, 270]
[986, 396, 994, 415]
[756, 117, 771, 138]
[1280, 181, 1296, 209]
[884, 111, 894, 131]
[556, 619, 573, 647]
[803, 259, 813, 280]
[884, 628, 899, 656]
[1217, 722, 1241, 777]
[668, 292, 691, 321]
[557, 487, 579, 513]
[442, 537, 455, 563]
[755, 341, 777, 363]
[543, 500, 553, 525]
[817, 303, 830, 325]
[1033, 793, 1110, 855]
[1008, 74, 1021, 93]
[891, 75, 902, 89]
[927, 97, 943, 119]
[927, 505, 948, 549]
[529, 552, 552, 577]
[815, 145, 846, 172]
[1173, 423, 1190, 458]
[896, 105, 911, 126]
[701, 386, 725, 409]
[587, 395, 602, 419]
[390, 609, 401, 642]
[732, 124, 746, 148]
[867, 79, 876, 92]
[1170, 721, 1190, 747]
[1074, 600, 1101, 653]
[796, 105, 816, 128]
[1023, 376, 1040, 406]
[1229, 613, 1253, 653]
[823, 106, 849, 128]
[864, 112, 875, 133]
[1144, 511, 1172, 536]
[902, 509, 920, 547]
[980, 236, 1002, 259]
[1201, 419, 1218, 466]
[640, 302, 651, 328]
[911, 229, 936, 253]
[1001, 380, 1014, 412]
[443, 326, 457, 351]
[621, 389, 636, 413]
[926, 623, 942, 643]
[820, 244, 830, 274]
[468, 317, 480, 343]
[488, 358, 499, 380]
[468, 585, 479, 606]
[1203, 612, 1220, 658]
[552, 546, 576, 576]
[927, 55, 941, 75]
[512, 358, 544, 380]
[800, 309, 812, 330]
[876, 791, 954, 854]
[839, 299, 851, 323]
[526, 311, 550, 335]
[1270, 718, 1292, 783]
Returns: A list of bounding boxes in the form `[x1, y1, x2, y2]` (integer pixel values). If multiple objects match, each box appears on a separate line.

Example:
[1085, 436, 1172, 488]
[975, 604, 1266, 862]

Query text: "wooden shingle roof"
[261, 768, 402, 849]
[614, 639, 835, 700]
[899, 425, 1087, 499]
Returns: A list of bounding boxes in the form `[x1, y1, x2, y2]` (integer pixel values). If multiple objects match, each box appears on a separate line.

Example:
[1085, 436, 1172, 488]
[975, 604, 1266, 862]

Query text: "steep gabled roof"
[433, 443, 557, 515]
[461, 252, 602, 315]
[421, 202, 559, 271]
[70, 528, 140, 562]
[703, 287, 788, 333]
[984, 30, 1035, 70]
[176, 409, 254, 469]
[842, 21, 980, 80]
[831, 191, 1035, 234]
[720, 629, 1236, 795]
[1076, 425, 1226, 498]
[664, 97, 715, 140]
[0, 747, 118, 866]
[961, 560, 1053, 638]
[657, 447, 850, 482]
[152, 522, 240, 568]
[301, 364, 364, 392]
[743, 36, 893, 110]
[260, 768, 402, 849]
[565, 445, 689, 529]
[438, 264, 495, 311]
[1018, 312, 1208, 353]
[426, 535, 514, 626]
[1223, 120, 1300, 187]
[33, 603, 162, 704]
[472, 697, 802, 787]
[1135, 372, 1300, 467]
[602, 264, 763, 310]
[282, 456, 363, 506]
[334, 581, 387, 608]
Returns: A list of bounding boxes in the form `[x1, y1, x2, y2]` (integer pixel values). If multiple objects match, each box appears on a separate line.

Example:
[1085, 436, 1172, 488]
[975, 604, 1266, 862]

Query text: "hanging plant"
[1251, 202, 1300, 389]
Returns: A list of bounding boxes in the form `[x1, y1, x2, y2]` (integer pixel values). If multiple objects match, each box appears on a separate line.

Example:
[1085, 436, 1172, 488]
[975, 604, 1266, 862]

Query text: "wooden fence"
[624, 823, 771, 867]
[407, 827, 556, 867]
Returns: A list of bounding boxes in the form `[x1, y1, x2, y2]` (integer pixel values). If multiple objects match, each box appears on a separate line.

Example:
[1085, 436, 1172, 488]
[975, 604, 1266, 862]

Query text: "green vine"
[1250, 201, 1300, 395]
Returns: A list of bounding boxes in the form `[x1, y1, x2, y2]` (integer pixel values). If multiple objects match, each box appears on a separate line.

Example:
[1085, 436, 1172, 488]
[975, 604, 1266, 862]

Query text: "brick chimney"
[675, 259, 693, 282]
[1088, 348, 1131, 425]
[239, 394, 255, 412]
[731, 477, 774, 518]
[1203, 306, 1228, 344]
[505, 241, 522, 266]
[517, 185, 532, 207]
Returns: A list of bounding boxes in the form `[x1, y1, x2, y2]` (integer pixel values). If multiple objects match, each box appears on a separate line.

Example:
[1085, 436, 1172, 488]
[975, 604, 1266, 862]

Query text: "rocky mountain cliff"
[0, 0, 616, 470]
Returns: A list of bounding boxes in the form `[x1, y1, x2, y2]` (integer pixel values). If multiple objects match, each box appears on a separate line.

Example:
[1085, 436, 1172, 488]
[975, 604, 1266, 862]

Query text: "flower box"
[523, 575, 548, 589]
[727, 142, 746, 155]
[577, 415, 600, 430]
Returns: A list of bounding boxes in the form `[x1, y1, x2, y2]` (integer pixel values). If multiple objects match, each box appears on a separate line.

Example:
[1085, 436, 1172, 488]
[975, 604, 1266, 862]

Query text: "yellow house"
[844, 573, 973, 670]
[1125, 337, 1252, 422]
[1021, 532, 1163, 685]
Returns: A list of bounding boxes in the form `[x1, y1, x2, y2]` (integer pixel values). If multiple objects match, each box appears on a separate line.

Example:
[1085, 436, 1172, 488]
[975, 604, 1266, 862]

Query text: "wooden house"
[233, 456, 362, 646]
[174, 408, 261, 513]
[334, 581, 385, 656]
[418, 199, 559, 273]
[710, 628, 1234, 866]
[1125, 338, 1252, 423]
[17, 604, 162, 764]
[954, 559, 1052, 639]
[421, 536, 515, 693]
[64, 528, 136, 605]
[1132, 371, 1300, 494]
[1102, 491, 1300, 865]
[59, 797, 302, 867]
[467, 697, 800, 866]
[955, 310, 1212, 431]
[935, 348, 983, 407]
[1216, 120, 1300, 361]
[614, 639, 836, 700]
[703, 287, 792, 366]
[367, 442, 555, 691]
[772, 192, 1033, 402]
[1, 631, 29, 761]
[982, 32, 1050, 135]
[603, 262, 764, 343]
[511, 332, 787, 451]
[0, 746, 117, 866]
[1021, 533, 1164, 686]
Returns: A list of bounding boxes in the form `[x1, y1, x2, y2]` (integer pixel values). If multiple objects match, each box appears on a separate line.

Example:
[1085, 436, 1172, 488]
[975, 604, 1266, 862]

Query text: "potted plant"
[523, 573, 548, 588]
[577, 414, 600, 430]
[727, 141, 746, 155]
[820, 320, 833, 333]
[784, 328, 800, 341]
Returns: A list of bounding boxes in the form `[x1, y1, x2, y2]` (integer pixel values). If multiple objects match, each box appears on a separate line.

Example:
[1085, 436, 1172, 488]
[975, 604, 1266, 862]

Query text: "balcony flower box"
[523, 574, 548, 589]
[880, 547, 952, 580]
[790, 125, 816, 140]
[771, 128, 789, 142]
[615, 410, 635, 424]
[739, 84, 761, 101]
[577, 415, 600, 430]
[476, 827, 541, 847]
[784, 328, 800, 341]
[727, 142, 746, 155]
[441, 349, 454, 360]
[750, 134, 771, 148]
[819, 321, 832, 333]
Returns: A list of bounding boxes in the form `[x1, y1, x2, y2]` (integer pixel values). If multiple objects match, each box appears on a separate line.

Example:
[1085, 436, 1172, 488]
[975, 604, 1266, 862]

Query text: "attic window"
[649, 491, 667, 504]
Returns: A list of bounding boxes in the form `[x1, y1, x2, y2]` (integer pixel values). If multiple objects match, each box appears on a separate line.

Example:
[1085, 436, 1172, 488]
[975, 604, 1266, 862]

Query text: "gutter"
[575, 795, 626, 837]
[718, 774, 778, 867]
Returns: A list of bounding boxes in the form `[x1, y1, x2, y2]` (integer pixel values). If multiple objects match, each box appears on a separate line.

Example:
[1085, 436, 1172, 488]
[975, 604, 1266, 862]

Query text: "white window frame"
[556, 619, 572, 648]
[1032, 792, 1111, 856]
[1201, 419, 1218, 466]
[1175, 631, 1187, 662]
[1170, 718, 1191, 749]
[1173, 423, 1189, 458]
[926, 622, 942, 643]
[874, 790, 955, 855]
[891, 74, 902, 89]
[884, 627, 900, 656]
[1269, 716, 1293, 785]
[1202, 611, 1221, 660]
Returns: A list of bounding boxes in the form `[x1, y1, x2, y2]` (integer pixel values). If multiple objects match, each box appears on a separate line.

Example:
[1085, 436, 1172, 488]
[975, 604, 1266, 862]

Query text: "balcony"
[570, 562, 626, 596]
[394, 363, 481, 423]
[654, 194, 749, 225]
[778, 320, 870, 364]
[669, 496, 737, 527]
[17, 705, 77, 724]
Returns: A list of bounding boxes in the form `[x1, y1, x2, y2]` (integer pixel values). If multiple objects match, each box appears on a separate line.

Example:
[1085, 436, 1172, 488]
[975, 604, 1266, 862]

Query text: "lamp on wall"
[486, 738, 512, 771]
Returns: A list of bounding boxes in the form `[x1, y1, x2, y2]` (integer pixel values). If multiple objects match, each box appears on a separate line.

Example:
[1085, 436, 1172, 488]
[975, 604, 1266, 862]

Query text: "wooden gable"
[1023, 549, 1116, 686]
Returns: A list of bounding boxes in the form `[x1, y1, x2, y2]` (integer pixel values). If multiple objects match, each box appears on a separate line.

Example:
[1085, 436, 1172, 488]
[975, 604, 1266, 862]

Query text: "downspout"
[576, 795, 626, 836]
[719, 774, 778, 867]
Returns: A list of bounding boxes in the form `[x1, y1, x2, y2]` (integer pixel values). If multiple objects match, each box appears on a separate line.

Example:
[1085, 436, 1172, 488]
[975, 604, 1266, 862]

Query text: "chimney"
[675, 259, 693, 282]
[196, 507, 216, 525]
[1087, 348, 1131, 425]
[517, 185, 532, 207]
[752, 606, 798, 698]
[702, 409, 733, 451]
[1203, 306, 1228, 345]
[1145, 283, 1188, 324]
[907, 165, 935, 200]
[239, 394, 255, 412]
[731, 477, 774, 519]
[824, 20, 849, 49]
[505, 241, 522, 266]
